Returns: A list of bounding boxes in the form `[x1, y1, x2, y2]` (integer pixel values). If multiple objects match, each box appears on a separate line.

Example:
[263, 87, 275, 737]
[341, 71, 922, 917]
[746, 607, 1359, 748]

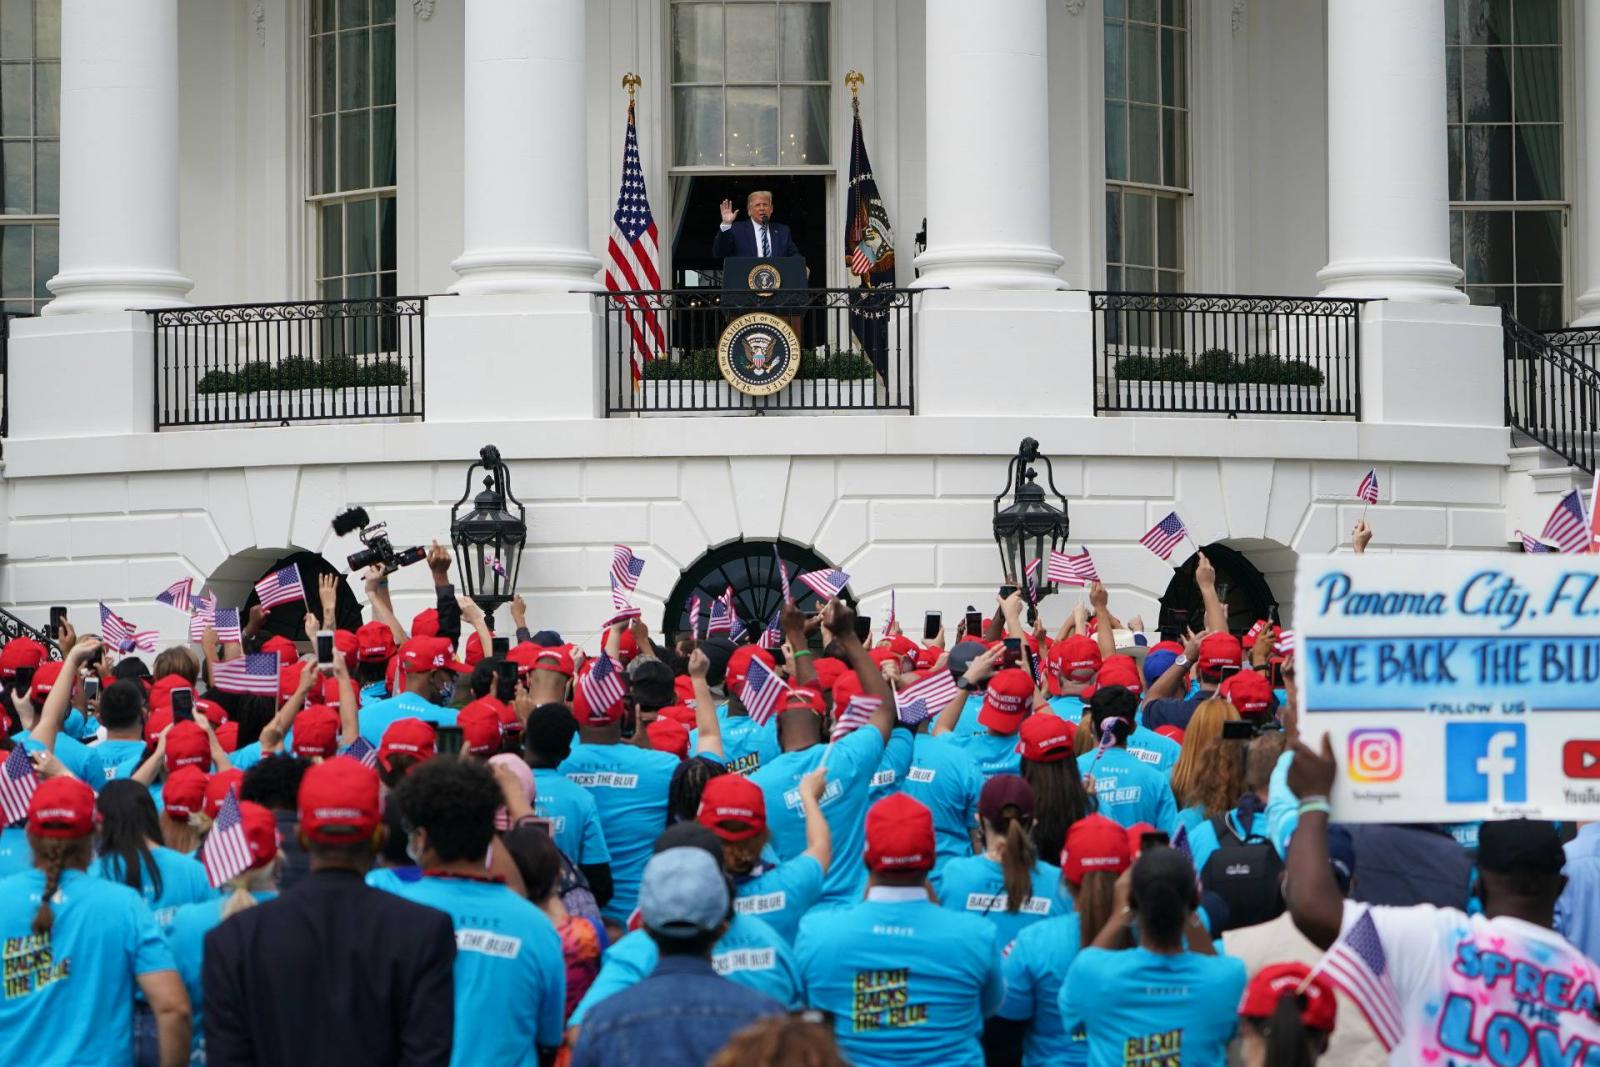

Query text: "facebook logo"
[1445, 723, 1527, 805]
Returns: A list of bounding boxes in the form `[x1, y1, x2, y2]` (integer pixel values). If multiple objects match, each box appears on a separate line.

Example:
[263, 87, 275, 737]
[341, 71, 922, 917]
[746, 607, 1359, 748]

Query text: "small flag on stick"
[201, 788, 256, 888]
[1139, 513, 1189, 562]
[254, 564, 305, 610]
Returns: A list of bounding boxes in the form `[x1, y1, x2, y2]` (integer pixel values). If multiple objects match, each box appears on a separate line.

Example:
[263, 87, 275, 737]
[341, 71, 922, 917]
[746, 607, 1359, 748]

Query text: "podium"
[721, 256, 809, 313]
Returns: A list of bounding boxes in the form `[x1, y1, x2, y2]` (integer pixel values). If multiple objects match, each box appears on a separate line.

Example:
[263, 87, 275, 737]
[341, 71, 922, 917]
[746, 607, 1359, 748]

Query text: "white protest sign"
[1292, 553, 1600, 822]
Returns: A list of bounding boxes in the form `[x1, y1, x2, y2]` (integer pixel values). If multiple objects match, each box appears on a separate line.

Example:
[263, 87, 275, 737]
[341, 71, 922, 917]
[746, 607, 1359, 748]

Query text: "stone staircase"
[1505, 435, 1592, 545]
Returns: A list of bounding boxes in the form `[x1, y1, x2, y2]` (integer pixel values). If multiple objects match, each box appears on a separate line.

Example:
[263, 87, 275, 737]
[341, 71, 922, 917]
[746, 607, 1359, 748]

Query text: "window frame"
[0, 0, 60, 315]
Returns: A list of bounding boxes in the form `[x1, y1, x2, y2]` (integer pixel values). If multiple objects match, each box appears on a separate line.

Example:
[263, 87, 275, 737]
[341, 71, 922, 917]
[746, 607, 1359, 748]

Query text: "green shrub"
[798, 352, 874, 380]
[1242, 354, 1325, 386]
[196, 370, 235, 394]
[232, 361, 278, 393]
[273, 356, 320, 390]
[318, 355, 362, 389]
[359, 361, 409, 386]
[641, 349, 875, 382]
[1115, 354, 1190, 381]
[1191, 348, 1241, 383]
[194, 356, 409, 393]
[1116, 349, 1324, 387]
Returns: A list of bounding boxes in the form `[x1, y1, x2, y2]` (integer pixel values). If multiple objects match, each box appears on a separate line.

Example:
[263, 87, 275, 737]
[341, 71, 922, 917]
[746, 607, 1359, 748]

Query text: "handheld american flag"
[1541, 489, 1591, 554]
[604, 95, 664, 383]
[201, 788, 256, 888]
[707, 587, 735, 636]
[1356, 469, 1379, 505]
[882, 589, 897, 641]
[1047, 549, 1100, 586]
[0, 745, 38, 827]
[188, 593, 217, 641]
[156, 578, 193, 613]
[214, 608, 242, 643]
[610, 545, 645, 609]
[831, 695, 881, 739]
[1139, 512, 1189, 561]
[687, 594, 703, 640]
[344, 736, 379, 769]
[210, 653, 280, 695]
[602, 605, 643, 629]
[739, 658, 788, 726]
[797, 569, 850, 601]
[773, 544, 792, 602]
[254, 563, 305, 610]
[1274, 629, 1296, 656]
[1312, 908, 1403, 1051]
[1516, 530, 1553, 554]
[758, 611, 782, 651]
[100, 603, 157, 654]
[895, 669, 957, 727]
[580, 653, 627, 721]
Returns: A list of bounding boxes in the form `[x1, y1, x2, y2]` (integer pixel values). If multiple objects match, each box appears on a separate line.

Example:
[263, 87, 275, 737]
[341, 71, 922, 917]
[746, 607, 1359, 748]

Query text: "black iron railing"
[597, 287, 917, 415]
[1508, 311, 1599, 473]
[1541, 324, 1600, 376]
[0, 607, 61, 660]
[1090, 292, 1363, 418]
[151, 297, 427, 429]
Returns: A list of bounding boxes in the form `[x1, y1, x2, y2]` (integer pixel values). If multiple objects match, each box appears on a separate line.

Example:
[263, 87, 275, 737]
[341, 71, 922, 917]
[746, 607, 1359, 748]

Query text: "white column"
[1318, 0, 1465, 303]
[1572, 5, 1600, 323]
[44, 0, 191, 314]
[451, 0, 600, 294]
[914, 0, 1064, 289]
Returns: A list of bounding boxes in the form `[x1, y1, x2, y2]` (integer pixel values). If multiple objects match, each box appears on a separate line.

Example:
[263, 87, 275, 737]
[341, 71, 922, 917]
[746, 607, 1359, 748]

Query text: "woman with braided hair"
[0, 775, 191, 1066]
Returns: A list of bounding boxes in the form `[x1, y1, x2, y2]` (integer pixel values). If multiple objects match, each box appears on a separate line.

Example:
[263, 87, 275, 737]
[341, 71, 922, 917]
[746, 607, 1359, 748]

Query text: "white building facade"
[0, 0, 1593, 644]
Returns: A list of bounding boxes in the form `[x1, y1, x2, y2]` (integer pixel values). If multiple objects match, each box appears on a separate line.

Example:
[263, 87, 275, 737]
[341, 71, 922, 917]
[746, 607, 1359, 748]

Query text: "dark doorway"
[1155, 544, 1279, 637]
[669, 174, 828, 288]
[664, 539, 849, 641]
[243, 551, 363, 639]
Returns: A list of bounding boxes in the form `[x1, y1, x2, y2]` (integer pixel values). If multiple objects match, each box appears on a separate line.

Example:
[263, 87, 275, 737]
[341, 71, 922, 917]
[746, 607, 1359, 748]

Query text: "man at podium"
[713, 191, 801, 261]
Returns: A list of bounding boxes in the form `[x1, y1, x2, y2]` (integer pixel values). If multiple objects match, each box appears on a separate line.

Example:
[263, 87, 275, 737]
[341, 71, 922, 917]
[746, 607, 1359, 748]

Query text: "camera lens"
[347, 546, 381, 571]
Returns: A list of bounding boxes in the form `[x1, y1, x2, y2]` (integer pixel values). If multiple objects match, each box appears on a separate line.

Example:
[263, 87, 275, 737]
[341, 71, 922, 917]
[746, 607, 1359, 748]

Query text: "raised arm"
[797, 767, 832, 874]
[933, 645, 1000, 737]
[330, 652, 359, 748]
[429, 543, 462, 646]
[780, 600, 815, 689]
[32, 638, 98, 752]
[364, 565, 408, 644]
[822, 599, 894, 742]
[457, 595, 493, 664]
[1196, 553, 1228, 635]
[687, 649, 722, 760]
[318, 572, 339, 631]
[1089, 583, 1116, 662]
[1144, 629, 1200, 702]
[1282, 733, 1344, 950]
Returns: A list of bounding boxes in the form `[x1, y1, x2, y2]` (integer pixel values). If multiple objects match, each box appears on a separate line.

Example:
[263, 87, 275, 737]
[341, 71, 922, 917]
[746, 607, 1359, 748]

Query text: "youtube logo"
[1564, 741, 1600, 779]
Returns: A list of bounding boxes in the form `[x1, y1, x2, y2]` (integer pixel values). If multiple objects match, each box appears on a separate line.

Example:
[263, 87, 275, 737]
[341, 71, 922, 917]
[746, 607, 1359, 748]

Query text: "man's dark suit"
[712, 219, 801, 260]
[203, 868, 457, 1067]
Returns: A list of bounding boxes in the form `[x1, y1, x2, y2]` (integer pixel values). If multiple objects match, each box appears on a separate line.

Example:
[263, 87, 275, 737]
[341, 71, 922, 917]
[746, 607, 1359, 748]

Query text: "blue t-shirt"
[1139, 692, 1210, 732]
[750, 725, 886, 906]
[11, 731, 104, 790]
[795, 894, 1004, 1067]
[570, 912, 802, 1023]
[733, 854, 824, 944]
[0, 826, 31, 879]
[91, 738, 149, 783]
[953, 693, 986, 735]
[1062, 947, 1246, 1067]
[165, 891, 278, 1059]
[868, 727, 916, 802]
[997, 915, 1087, 1067]
[1075, 747, 1178, 833]
[931, 855, 1072, 950]
[1126, 725, 1180, 777]
[371, 872, 566, 1064]
[358, 690, 457, 743]
[900, 734, 983, 872]
[937, 729, 1022, 781]
[0, 868, 175, 1067]
[689, 704, 780, 775]
[93, 845, 215, 929]
[558, 743, 680, 922]
[532, 767, 611, 866]
[1046, 695, 1085, 724]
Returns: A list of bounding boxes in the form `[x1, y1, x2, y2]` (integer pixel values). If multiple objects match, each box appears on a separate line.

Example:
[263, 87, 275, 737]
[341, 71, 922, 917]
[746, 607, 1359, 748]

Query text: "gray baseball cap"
[639, 846, 729, 939]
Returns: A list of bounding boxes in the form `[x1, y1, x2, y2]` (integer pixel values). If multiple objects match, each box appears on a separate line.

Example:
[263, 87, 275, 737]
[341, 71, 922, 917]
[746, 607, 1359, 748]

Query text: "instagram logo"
[1347, 729, 1403, 782]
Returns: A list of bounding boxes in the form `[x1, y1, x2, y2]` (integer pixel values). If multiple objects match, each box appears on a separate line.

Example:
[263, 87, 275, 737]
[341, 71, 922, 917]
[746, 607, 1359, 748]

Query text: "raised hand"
[1352, 520, 1373, 554]
[719, 198, 739, 225]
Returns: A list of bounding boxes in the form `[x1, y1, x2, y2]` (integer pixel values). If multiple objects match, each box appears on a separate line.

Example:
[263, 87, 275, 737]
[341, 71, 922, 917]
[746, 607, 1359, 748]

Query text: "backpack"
[1199, 812, 1284, 931]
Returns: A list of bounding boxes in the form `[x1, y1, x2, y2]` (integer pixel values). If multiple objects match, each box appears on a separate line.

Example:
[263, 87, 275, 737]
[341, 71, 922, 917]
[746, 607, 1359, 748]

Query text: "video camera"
[332, 507, 427, 575]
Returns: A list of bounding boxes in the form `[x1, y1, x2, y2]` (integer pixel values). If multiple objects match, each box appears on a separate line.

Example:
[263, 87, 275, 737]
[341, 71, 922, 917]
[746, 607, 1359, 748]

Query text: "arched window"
[1156, 543, 1279, 636]
[241, 550, 363, 638]
[664, 539, 847, 639]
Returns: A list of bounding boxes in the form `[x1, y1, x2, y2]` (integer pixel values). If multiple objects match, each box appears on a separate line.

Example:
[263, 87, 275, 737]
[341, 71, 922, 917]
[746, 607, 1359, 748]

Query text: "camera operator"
[356, 543, 468, 743]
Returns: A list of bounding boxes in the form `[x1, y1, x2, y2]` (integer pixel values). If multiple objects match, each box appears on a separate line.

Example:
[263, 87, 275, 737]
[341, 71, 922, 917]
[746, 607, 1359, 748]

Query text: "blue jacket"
[712, 219, 801, 260]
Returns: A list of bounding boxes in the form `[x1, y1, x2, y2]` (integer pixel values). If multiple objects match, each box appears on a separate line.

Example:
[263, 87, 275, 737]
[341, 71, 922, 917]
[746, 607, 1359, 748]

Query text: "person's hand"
[798, 767, 827, 805]
[456, 595, 485, 626]
[247, 604, 266, 630]
[1071, 601, 1089, 633]
[998, 590, 1025, 622]
[719, 198, 738, 225]
[1088, 582, 1108, 613]
[687, 648, 709, 680]
[55, 619, 77, 654]
[964, 644, 1003, 686]
[1352, 520, 1373, 555]
[330, 648, 350, 680]
[30, 749, 69, 781]
[318, 573, 338, 619]
[1287, 732, 1336, 800]
[491, 759, 533, 817]
[193, 707, 218, 742]
[821, 599, 857, 643]
[302, 611, 320, 645]
[1181, 628, 1202, 661]
[1251, 625, 1275, 666]
[1195, 552, 1216, 590]
[779, 599, 808, 640]
[427, 541, 451, 577]
[293, 657, 317, 696]
[887, 617, 903, 638]
[1111, 866, 1134, 914]
[1127, 614, 1146, 633]
[928, 625, 945, 650]
[510, 593, 528, 629]
[628, 619, 653, 657]
[512, 675, 537, 724]
[66, 636, 101, 666]
[363, 565, 386, 593]
[200, 625, 220, 661]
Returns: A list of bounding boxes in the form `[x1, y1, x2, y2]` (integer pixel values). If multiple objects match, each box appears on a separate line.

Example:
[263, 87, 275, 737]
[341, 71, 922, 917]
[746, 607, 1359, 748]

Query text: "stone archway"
[1155, 539, 1295, 636]
[207, 548, 361, 640]
[663, 538, 847, 641]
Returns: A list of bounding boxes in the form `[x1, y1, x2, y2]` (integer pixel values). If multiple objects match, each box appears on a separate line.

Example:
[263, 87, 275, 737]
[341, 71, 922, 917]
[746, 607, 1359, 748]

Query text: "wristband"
[1298, 797, 1331, 816]
[791, 649, 813, 659]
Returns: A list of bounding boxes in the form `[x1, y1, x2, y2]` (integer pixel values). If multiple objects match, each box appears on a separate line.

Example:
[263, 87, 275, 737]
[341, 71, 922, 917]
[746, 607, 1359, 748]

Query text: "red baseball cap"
[164, 720, 211, 772]
[203, 769, 246, 819]
[145, 699, 227, 742]
[457, 700, 504, 757]
[333, 629, 358, 670]
[1051, 635, 1103, 683]
[726, 646, 775, 692]
[464, 631, 486, 668]
[864, 793, 936, 873]
[1015, 712, 1077, 762]
[811, 657, 847, 692]
[260, 635, 299, 666]
[28, 661, 65, 703]
[913, 646, 944, 672]
[234, 801, 282, 873]
[673, 675, 696, 703]
[378, 717, 437, 771]
[1125, 822, 1158, 856]
[505, 643, 542, 675]
[278, 662, 309, 701]
[1079, 655, 1143, 701]
[1220, 670, 1275, 718]
[646, 716, 689, 760]
[355, 621, 397, 663]
[297, 758, 382, 844]
[1060, 814, 1133, 886]
[886, 635, 919, 664]
[697, 774, 767, 841]
[1198, 632, 1243, 676]
[979, 668, 1034, 734]
[784, 685, 825, 716]
[0, 637, 47, 678]
[162, 765, 210, 821]
[398, 636, 468, 675]
[1154, 724, 1186, 745]
[870, 647, 903, 671]
[659, 702, 698, 727]
[615, 627, 639, 664]
[529, 644, 575, 677]
[410, 608, 439, 638]
[27, 776, 98, 838]
[830, 671, 864, 712]
[291, 706, 342, 759]
[1239, 962, 1338, 1033]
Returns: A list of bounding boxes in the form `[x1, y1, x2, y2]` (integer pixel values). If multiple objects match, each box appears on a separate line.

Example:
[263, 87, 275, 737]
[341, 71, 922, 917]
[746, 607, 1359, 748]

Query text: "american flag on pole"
[192, 604, 240, 644]
[254, 564, 305, 610]
[1311, 908, 1404, 1051]
[707, 587, 735, 636]
[831, 695, 881, 739]
[188, 592, 217, 641]
[1516, 530, 1553, 554]
[895, 669, 957, 727]
[0, 745, 38, 827]
[1356, 469, 1379, 505]
[601, 606, 643, 629]
[797, 569, 850, 601]
[344, 736, 379, 770]
[758, 611, 782, 651]
[773, 545, 792, 602]
[1047, 549, 1100, 586]
[1541, 489, 1591, 554]
[687, 594, 703, 640]
[580, 653, 627, 721]
[1139, 513, 1189, 561]
[210, 653, 281, 696]
[610, 545, 645, 609]
[201, 788, 256, 888]
[603, 94, 664, 383]
[740, 658, 788, 726]
[156, 578, 193, 613]
[100, 603, 157, 654]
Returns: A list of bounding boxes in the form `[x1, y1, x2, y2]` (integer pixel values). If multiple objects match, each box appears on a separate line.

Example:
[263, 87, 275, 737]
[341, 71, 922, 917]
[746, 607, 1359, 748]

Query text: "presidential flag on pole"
[0, 745, 38, 827]
[156, 578, 193, 613]
[1047, 549, 1100, 586]
[740, 658, 788, 726]
[1140, 513, 1189, 561]
[1356, 469, 1380, 505]
[797, 569, 850, 601]
[201, 788, 256, 888]
[1312, 908, 1404, 1051]
[1541, 489, 1590, 554]
[254, 564, 305, 610]
[100, 603, 157, 654]
[604, 90, 664, 383]
[610, 545, 645, 609]
[210, 653, 281, 695]
[895, 669, 957, 727]
[845, 83, 896, 380]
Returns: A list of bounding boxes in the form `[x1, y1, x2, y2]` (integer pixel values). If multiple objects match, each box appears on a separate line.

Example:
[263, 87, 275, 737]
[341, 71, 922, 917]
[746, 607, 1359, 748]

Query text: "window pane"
[1, 61, 29, 136]
[726, 86, 778, 166]
[34, 0, 57, 58]
[1, 223, 28, 294]
[1514, 210, 1561, 283]
[1464, 284, 1512, 309]
[1105, 0, 1124, 17]
[1448, 126, 1464, 200]
[1517, 286, 1562, 329]
[1105, 190, 1122, 264]
[1130, 0, 1157, 22]
[321, 203, 342, 281]
[1446, 48, 1460, 123]
[1514, 125, 1560, 200]
[347, 197, 377, 276]
[379, 195, 396, 272]
[1126, 267, 1154, 292]
[1125, 191, 1154, 268]
[346, 272, 375, 299]
[1103, 21, 1125, 100]
[1514, 0, 1557, 44]
[1445, 0, 1461, 44]
[1459, 47, 1510, 123]
[372, 105, 395, 186]
[673, 86, 724, 165]
[672, 3, 723, 82]
[380, 271, 397, 297]
[1128, 104, 1160, 184]
[725, 4, 777, 83]
[317, 115, 337, 195]
[34, 60, 55, 136]
[1162, 0, 1186, 27]
[1456, 0, 1510, 45]
[1462, 210, 1512, 284]
[33, 138, 53, 211]
[339, 110, 370, 190]
[0, 0, 28, 59]
[2, 140, 29, 212]
[1162, 29, 1185, 108]
[32, 221, 53, 297]
[1127, 24, 1158, 104]
[1450, 208, 1464, 271]
[371, 25, 395, 106]
[1464, 124, 1512, 200]
[316, 34, 336, 114]
[780, 3, 828, 81]
[1512, 47, 1559, 123]
[373, 0, 394, 24]
[338, 0, 367, 31]
[1104, 101, 1126, 181]
[779, 86, 827, 164]
[1163, 108, 1187, 188]
[1105, 265, 1122, 292]
[1156, 194, 1178, 269]
[339, 30, 370, 111]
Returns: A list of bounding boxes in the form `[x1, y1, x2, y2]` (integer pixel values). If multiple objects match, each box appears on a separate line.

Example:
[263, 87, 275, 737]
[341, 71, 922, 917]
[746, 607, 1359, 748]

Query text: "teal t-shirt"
[795, 895, 1004, 1067]
[1126, 725, 1181, 777]
[868, 727, 916, 802]
[1075, 748, 1178, 833]
[11, 732, 104, 791]
[91, 738, 149, 783]
[558, 743, 680, 922]
[0, 826, 31, 879]
[93, 845, 216, 929]
[0, 869, 175, 1067]
[937, 728, 1022, 781]
[953, 693, 986, 735]
[750, 725, 886, 906]
[358, 690, 457, 743]
[689, 704, 780, 775]
[569, 912, 802, 1024]
[370, 873, 566, 1064]
[997, 915, 1088, 1067]
[930, 854, 1073, 950]
[901, 734, 983, 872]
[532, 767, 611, 866]
[165, 892, 278, 1058]
[1060, 947, 1247, 1067]
[733, 853, 824, 944]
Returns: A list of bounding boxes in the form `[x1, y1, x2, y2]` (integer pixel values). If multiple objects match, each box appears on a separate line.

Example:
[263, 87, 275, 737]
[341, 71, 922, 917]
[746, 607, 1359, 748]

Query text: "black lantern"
[450, 444, 526, 623]
[992, 437, 1070, 605]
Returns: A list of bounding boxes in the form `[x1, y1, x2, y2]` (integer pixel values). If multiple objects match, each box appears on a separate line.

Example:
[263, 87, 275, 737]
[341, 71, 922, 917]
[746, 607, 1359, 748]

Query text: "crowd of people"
[1, 522, 1597, 1067]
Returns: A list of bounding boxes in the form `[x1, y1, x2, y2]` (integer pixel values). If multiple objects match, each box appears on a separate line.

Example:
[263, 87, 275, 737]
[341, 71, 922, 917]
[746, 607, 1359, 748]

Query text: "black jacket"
[203, 867, 457, 1067]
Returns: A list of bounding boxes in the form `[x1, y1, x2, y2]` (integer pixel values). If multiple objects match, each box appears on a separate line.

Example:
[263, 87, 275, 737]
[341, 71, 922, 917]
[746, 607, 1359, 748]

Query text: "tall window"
[309, 0, 395, 302]
[1104, 0, 1188, 293]
[669, 0, 830, 168]
[0, 0, 57, 314]
[1446, 0, 1564, 328]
